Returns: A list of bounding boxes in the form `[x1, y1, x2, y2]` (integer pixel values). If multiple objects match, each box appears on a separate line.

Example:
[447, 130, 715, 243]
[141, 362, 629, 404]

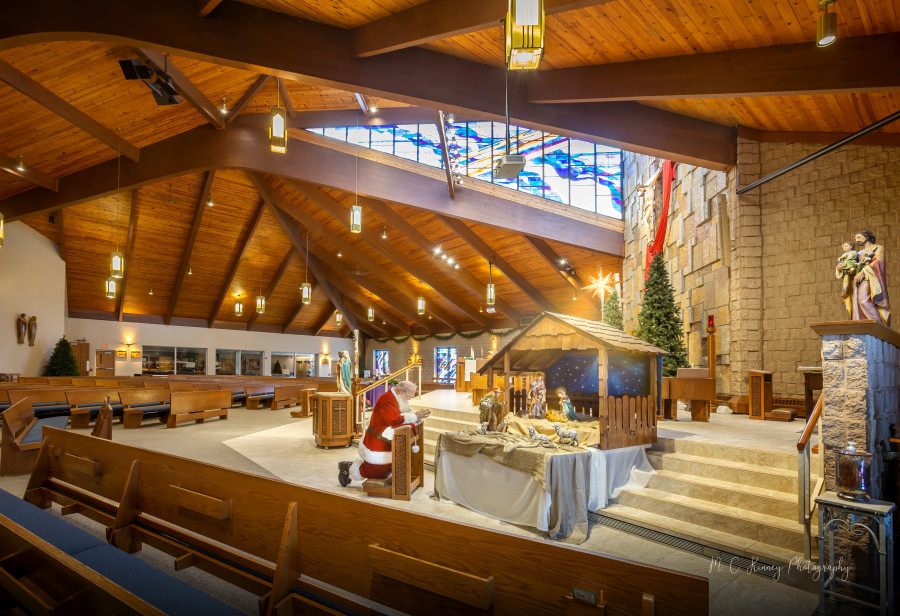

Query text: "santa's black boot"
[337, 461, 352, 487]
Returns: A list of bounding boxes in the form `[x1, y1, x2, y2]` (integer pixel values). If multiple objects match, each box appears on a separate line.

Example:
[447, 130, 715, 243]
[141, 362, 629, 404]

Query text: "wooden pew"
[26, 428, 709, 616]
[270, 385, 307, 410]
[7, 390, 72, 417]
[167, 391, 230, 428]
[218, 383, 247, 407]
[0, 401, 68, 476]
[245, 384, 276, 409]
[119, 389, 172, 429]
[66, 389, 124, 429]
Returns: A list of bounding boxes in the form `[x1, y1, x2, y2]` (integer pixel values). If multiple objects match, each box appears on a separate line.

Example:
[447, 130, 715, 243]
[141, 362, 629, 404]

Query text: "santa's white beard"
[396, 394, 410, 414]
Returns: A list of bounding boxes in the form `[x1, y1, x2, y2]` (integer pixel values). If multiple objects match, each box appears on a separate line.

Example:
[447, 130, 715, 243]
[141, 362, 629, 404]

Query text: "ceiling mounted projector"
[118, 59, 183, 106]
[493, 154, 526, 180]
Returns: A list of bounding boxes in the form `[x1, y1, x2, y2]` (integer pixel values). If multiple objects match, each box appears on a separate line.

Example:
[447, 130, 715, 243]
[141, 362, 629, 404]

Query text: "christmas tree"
[42, 337, 81, 377]
[636, 253, 687, 376]
[603, 288, 624, 330]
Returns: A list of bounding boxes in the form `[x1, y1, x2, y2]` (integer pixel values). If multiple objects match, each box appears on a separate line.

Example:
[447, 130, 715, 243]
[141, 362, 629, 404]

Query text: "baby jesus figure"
[836, 241, 873, 315]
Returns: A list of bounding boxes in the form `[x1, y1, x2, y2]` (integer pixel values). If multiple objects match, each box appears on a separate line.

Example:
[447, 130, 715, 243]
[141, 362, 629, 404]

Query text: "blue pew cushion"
[0, 488, 103, 556]
[19, 416, 69, 445]
[132, 404, 170, 414]
[73, 545, 245, 616]
[31, 404, 72, 415]
[128, 402, 163, 408]
[33, 401, 68, 407]
[249, 394, 274, 401]
[75, 403, 125, 412]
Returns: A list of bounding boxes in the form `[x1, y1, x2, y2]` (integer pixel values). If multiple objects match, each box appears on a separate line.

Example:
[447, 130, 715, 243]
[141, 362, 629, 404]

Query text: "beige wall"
[622, 140, 900, 397]
[0, 222, 67, 376]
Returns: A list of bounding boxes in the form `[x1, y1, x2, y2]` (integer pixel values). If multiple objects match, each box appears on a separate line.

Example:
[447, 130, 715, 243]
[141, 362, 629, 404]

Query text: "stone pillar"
[813, 321, 900, 500]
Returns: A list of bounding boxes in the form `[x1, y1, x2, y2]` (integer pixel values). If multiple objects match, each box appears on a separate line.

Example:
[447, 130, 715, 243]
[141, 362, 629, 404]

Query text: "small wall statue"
[527, 373, 546, 419]
[479, 387, 503, 431]
[836, 231, 891, 326]
[15, 313, 26, 344]
[27, 316, 37, 347]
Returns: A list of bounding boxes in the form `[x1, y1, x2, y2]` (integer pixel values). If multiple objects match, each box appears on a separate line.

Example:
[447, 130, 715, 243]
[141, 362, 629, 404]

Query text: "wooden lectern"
[363, 425, 424, 501]
[748, 370, 773, 420]
[311, 392, 353, 448]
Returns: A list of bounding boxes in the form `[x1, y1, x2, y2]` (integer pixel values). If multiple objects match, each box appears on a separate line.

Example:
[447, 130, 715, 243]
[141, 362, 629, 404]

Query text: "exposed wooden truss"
[167, 171, 215, 325]
[134, 49, 226, 130]
[0, 0, 735, 169]
[0, 58, 140, 162]
[276, 79, 295, 118]
[525, 236, 603, 316]
[197, 0, 224, 18]
[207, 199, 266, 328]
[226, 75, 272, 124]
[0, 120, 623, 256]
[0, 153, 58, 191]
[526, 33, 900, 103]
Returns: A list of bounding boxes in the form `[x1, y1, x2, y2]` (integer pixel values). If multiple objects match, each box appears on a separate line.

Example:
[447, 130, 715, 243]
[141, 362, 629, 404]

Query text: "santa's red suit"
[349, 388, 419, 481]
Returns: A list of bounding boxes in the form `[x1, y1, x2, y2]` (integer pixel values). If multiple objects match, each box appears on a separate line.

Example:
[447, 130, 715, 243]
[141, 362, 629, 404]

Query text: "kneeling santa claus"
[338, 380, 430, 486]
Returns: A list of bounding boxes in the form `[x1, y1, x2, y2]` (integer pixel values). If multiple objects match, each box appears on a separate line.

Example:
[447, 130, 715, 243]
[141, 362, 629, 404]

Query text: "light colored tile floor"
[658, 410, 812, 453]
[0, 407, 820, 615]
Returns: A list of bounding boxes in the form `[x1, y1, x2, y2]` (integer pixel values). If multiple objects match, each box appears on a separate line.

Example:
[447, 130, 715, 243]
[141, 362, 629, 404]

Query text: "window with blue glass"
[374, 349, 390, 377]
[434, 347, 457, 382]
[307, 121, 622, 218]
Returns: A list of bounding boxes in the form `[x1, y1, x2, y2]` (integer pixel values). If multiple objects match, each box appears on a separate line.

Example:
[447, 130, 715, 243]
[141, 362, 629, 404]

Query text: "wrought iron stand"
[816, 492, 894, 615]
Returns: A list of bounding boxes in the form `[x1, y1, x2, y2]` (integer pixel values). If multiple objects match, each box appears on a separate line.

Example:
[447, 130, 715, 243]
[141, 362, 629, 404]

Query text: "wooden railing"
[797, 392, 824, 560]
[354, 362, 422, 437]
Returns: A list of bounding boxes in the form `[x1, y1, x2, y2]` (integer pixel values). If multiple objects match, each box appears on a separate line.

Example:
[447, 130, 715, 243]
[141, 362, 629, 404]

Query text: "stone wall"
[820, 329, 900, 498]
[622, 141, 900, 397]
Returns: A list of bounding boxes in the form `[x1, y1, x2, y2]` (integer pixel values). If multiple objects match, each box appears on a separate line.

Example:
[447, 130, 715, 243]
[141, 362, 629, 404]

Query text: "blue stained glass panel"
[374, 349, 389, 377]
[435, 347, 457, 381]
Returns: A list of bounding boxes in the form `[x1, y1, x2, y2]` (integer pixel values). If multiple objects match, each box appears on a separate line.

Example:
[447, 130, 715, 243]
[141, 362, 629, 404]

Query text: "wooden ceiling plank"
[206, 198, 266, 328]
[342, 296, 392, 335]
[525, 236, 603, 318]
[323, 271, 414, 334]
[269, 185, 444, 331]
[352, 0, 614, 57]
[246, 246, 295, 331]
[0, 122, 623, 257]
[434, 110, 455, 199]
[527, 32, 900, 102]
[248, 171, 365, 334]
[0, 0, 734, 169]
[281, 301, 306, 333]
[361, 195, 521, 322]
[197, 0, 224, 18]
[135, 48, 226, 130]
[0, 153, 59, 191]
[0, 58, 140, 162]
[116, 189, 140, 322]
[438, 215, 558, 313]
[166, 170, 215, 324]
[290, 180, 489, 327]
[312, 309, 335, 337]
[227, 75, 272, 124]
[276, 78, 295, 118]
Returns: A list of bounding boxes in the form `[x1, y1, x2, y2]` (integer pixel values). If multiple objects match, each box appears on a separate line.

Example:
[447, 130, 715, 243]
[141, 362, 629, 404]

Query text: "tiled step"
[652, 437, 800, 472]
[646, 450, 803, 493]
[646, 469, 798, 520]
[599, 505, 813, 567]
[617, 487, 811, 552]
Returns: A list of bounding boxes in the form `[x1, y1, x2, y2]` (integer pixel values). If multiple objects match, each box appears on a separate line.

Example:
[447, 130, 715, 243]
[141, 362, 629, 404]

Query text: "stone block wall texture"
[820, 333, 900, 499]
[367, 330, 518, 384]
[623, 140, 900, 397]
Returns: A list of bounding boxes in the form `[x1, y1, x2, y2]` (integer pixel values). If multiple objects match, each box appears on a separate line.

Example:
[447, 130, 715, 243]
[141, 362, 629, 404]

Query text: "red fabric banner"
[644, 160, 678, 279]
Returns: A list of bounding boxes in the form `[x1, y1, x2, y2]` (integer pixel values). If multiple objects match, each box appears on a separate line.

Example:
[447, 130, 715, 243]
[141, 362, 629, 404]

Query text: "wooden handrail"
[355, 363, 422, 397]
[797, 392, 823, 451]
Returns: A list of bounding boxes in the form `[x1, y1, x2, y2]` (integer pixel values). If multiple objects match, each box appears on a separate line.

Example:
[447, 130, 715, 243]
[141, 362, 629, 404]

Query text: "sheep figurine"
[527, 426, 550, 443]
[552, 422, 579, 446]
[475, 422, 489, 435]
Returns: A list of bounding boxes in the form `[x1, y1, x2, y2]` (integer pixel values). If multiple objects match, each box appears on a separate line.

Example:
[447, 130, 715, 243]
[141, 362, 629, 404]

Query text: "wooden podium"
[363, 425, 424, 501]
[311, 392, 353, 448]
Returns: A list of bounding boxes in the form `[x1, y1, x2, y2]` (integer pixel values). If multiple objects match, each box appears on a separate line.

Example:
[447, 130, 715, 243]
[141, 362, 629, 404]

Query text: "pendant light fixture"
[220, 97, 228, 115]
[335, 312, 343, 325]
[349, 117, 362, 233]
[148, 285, 154, 295]
[300, 230, 312, 304]
[255, 244, 265, 314]
[109, 132, 124, 279]
[235, 297, 243, 317]
[269, 86, 287, 153]
[0, 212, 4, 248]
[15, 156, 24, 173]
[417, 291, 426, 315]
[486, 261, 496, 313]
[506, 0, 545, 70]
[817, 0, 837, 47]
[188, 264, 193, 275]
[381, 226, 388, 239]
[105, 277, 117, 299]
[367, 306, 374, 322]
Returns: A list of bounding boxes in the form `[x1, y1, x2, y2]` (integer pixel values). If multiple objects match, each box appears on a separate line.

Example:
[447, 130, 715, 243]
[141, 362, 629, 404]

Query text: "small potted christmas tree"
[42, 337, 81, 377]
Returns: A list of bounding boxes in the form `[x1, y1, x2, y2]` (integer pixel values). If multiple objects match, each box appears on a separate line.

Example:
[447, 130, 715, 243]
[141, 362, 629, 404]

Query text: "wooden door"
[71, 342, 90, 376]
[95, 350, 115, 376]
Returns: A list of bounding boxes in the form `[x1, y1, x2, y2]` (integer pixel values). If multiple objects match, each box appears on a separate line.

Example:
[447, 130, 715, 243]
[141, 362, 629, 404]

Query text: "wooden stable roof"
[479, 312, 666, 373]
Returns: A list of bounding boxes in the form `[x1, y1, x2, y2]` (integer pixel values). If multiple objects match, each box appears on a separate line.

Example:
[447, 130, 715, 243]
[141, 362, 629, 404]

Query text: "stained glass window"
[434, 347, 457, 382]
[374, 349, 390, 377]
[306, 120, 622, 218]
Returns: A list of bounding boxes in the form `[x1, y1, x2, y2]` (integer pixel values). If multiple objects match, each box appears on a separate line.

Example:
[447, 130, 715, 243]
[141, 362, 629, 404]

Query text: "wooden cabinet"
[311, 393, 353, 448]
[748, 370, 773, 420]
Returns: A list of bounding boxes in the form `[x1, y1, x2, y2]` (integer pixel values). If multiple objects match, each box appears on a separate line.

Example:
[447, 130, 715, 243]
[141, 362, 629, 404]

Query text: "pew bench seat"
[31, 402, 72, 416]
[123, 404, 171, 429]
[246, 393, 275, 409]
[1, 401, 69, 475]
[70, 403, 125, 429]
[0, 488, 244, 616]
[17, 416, 69, 446]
